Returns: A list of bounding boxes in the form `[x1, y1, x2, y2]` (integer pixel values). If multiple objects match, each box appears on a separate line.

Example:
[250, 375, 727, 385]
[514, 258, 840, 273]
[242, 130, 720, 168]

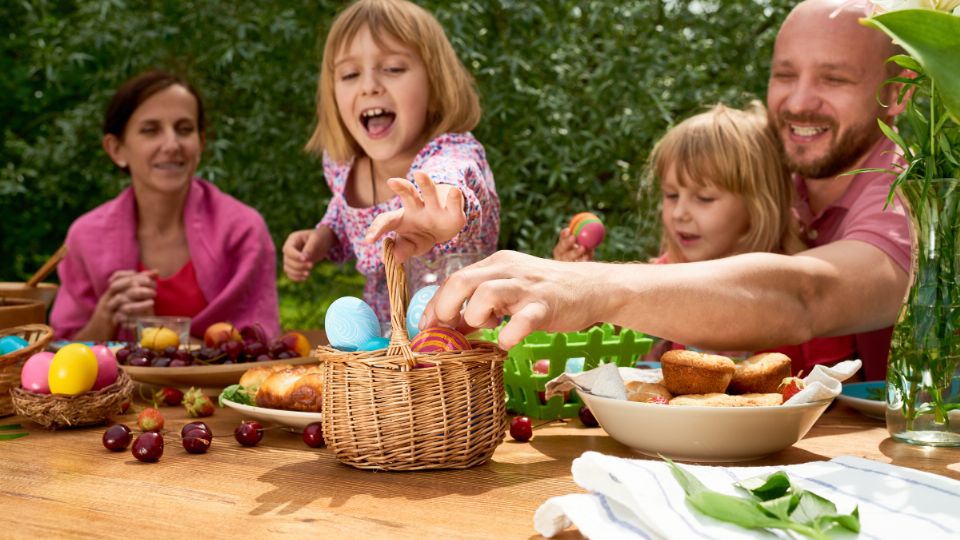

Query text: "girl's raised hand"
[101, 269, 158, 325]
[365, 170, 466, 263]
[552, 228, 594, 262]
[282, 227, 332, 282]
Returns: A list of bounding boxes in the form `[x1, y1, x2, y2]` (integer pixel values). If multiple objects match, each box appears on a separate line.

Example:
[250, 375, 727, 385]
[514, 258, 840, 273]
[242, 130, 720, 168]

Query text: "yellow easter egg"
[141, 326, 180, 351]
[48, 343, 99, 395]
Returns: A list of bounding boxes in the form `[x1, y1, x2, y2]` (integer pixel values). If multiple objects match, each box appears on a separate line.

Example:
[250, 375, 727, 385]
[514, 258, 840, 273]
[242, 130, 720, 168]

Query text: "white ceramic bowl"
[578, 391, 833, 462]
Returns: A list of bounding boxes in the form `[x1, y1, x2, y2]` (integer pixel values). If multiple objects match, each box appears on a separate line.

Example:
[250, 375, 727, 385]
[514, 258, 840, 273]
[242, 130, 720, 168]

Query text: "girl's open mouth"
[677, 232, 700, 245]
[361, 107, 396, 138]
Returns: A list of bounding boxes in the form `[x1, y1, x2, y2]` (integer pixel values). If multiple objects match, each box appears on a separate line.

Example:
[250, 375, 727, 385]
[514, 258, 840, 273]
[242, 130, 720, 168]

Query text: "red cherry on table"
[510, 416, 533, 442]
[181, 421, 212, 438]
[182, 428, 212, 454]
[234, 420, 264, 446]
[302, 422, 325, 448]
[578, 406, 599, 427]
[131, 432, 164, 462]
[102, 424, 132, 451]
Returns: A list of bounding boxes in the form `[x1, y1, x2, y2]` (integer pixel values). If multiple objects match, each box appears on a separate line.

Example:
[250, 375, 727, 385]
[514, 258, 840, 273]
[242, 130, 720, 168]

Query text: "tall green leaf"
[863, 9, 960, 123]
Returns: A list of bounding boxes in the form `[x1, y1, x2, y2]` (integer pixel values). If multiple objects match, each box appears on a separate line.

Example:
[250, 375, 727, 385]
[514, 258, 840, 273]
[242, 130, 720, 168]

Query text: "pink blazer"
[51, 179, 281, 340]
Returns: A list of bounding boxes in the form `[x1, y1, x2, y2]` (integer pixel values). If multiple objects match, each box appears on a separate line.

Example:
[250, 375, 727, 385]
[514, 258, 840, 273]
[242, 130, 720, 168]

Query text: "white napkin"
[545, 359, 863, 405]
[534, 451, 960, 539]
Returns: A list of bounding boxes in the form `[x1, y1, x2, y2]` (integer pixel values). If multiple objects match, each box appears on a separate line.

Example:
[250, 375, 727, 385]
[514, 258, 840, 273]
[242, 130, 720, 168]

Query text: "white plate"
[836, 381, 886, 420]
[220, 397, 322, 433]
[579, 391, 833, 462]
[121, 356, 318, 387]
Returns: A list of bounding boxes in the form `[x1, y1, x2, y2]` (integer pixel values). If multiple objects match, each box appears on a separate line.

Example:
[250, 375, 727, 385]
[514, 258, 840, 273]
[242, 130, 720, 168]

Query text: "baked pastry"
[625, 380, 673, 403]
[255, 366, 324, 412]
[659, 350, 735, 395]
[669, 392, 783, 407]
[728, 352, 792, 394]
[239, 364, 291, 390]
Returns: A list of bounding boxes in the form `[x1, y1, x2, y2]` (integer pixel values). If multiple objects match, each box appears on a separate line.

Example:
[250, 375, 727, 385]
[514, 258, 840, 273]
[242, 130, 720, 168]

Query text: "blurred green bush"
[0, 0, 792, 329]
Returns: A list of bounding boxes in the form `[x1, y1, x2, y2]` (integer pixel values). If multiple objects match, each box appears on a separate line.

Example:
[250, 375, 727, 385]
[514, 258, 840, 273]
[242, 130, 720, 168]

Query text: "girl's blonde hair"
[306, 0, 481, 163]
[648, 101, 804, 263]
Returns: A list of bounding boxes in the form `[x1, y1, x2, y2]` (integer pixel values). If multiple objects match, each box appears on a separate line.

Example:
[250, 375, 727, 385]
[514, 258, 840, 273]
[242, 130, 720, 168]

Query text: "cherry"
[578, 406, 599, 428]
[181, 421, 212, 439]
[128, 355, 150, 367]
[131, 432, 164, 462]
[509, 416, 533, 442]
[234, 421, 264, 446]
[222, 341, 243, 360]
[115, 347, 131, 364]
[182, 428, 212, 454]
[169, 358, 190, 368]
[163, 345, 178, 357]
[151, 356, 171, 368]
[102, 424, 132, 451]
[302, 422, 325, 448]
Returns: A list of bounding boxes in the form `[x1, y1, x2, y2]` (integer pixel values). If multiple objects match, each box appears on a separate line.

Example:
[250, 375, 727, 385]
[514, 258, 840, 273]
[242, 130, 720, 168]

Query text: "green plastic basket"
[478, 324, 652, 419]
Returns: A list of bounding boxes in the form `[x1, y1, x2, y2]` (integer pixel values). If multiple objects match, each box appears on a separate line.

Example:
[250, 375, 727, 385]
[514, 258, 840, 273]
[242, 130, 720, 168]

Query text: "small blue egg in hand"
[358, 336, 390, 351]
[0, 335, 29, 355]
[325, 296, 381, 352]
[406, 285, 439, 339]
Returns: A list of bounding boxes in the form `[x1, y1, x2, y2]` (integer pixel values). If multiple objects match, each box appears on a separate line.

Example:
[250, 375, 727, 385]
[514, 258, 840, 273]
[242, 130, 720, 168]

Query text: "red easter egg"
[410, 326, 472, 353]
[568, 212, 605, 248]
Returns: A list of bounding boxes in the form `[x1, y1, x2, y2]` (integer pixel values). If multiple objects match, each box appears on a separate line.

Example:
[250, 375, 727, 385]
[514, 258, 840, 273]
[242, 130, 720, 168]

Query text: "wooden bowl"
[0, 282, 58, 310]
[0, 298, 46, 329]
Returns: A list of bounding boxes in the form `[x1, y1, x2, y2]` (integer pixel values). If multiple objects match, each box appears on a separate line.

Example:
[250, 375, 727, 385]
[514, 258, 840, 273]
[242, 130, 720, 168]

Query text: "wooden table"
[2, 401, 958, 539]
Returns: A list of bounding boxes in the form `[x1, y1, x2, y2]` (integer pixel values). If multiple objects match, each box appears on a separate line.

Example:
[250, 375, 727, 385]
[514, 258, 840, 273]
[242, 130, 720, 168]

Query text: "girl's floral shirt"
[319, 132, 500, 322]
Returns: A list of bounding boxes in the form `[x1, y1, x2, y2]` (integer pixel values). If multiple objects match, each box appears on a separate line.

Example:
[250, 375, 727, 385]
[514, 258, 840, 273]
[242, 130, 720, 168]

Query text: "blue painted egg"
[325, 296, 381, 352]
[565, 357, 585, 374]
[406, 285, 439, 339]
[0, 335, 29, 355]
[358, 336, 390, 351]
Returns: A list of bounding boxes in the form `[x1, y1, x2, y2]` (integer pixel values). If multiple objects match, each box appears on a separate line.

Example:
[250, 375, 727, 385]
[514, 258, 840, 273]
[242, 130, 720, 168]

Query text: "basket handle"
[383, 238, 415, 365]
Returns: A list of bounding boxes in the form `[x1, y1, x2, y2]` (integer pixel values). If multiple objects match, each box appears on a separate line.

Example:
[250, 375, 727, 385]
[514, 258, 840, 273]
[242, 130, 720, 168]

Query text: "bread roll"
[239, 364, 291, 390]
[255, 366, 324, 412]
[625, 380, 673, 403]
[660, 350, 735, 395]
[669, 392, 783, 407]
[728, 352, 792, 394]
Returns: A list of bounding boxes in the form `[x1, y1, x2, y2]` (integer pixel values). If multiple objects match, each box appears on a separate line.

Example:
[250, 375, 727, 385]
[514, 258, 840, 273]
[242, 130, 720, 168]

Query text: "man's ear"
[102, 134, 127, 168]
[883, 68, 916, 119]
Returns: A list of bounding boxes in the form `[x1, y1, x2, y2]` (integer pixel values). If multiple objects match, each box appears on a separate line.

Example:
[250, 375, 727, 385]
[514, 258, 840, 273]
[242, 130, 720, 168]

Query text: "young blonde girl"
[555, 102, 855, 373]
[283, 0, 500, 322]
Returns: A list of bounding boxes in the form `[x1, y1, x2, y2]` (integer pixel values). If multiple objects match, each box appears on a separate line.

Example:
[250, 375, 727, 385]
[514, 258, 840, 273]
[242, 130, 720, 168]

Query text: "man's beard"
[774, 112, 881, 179]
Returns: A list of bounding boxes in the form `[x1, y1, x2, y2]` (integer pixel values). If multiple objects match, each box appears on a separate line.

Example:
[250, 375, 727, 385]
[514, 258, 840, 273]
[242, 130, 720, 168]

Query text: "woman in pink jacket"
[50, 70, 280, 341]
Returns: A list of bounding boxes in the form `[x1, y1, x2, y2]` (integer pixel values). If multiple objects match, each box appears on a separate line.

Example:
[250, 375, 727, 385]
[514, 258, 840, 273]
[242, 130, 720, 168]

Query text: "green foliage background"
[1, 0, 793, 329]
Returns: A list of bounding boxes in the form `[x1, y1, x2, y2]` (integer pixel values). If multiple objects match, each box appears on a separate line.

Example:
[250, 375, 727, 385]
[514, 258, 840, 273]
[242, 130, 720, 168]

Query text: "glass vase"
[886, 179, 960, 446]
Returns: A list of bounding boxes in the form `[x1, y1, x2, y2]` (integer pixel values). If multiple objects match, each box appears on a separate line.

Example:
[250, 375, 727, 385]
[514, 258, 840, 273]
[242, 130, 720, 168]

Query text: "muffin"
[728, 352, 792, 394]
[659, 350, 736, 395]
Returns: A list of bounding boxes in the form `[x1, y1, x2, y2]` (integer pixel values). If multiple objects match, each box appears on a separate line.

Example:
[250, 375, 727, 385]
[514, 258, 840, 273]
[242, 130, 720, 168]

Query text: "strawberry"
[153, 387, 184, 407]
[182, 387, 216, 418]
[137, 407, 165, 432]
[779, 372, 806, 402]
[646, 396, 670, 405]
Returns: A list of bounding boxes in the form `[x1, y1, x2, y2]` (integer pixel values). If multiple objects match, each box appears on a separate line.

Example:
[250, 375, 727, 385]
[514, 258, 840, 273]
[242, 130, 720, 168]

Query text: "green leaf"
[790, 490, 838, 525]
[878, 118, 912, 159]
[687, 491, 788, 529]
[758, 493, 797, 521]
[218, 384, 255, 407]
[863, 10, 960, 123]
[0, 432, 29, 441]
[663, 456, 708, 496]
[0, 424, 23, 430]
[737, 470, 793, 501]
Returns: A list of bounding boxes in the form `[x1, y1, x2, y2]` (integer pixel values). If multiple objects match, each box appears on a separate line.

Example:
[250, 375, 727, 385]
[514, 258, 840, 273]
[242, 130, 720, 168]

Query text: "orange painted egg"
[410, 327, 472, 353]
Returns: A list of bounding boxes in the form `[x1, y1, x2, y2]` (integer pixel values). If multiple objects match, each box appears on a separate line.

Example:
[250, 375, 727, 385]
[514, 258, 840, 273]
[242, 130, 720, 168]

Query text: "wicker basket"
[0, 324, 54, 417]
[11, 370, 134, 429]
[319, 239, 507, 471]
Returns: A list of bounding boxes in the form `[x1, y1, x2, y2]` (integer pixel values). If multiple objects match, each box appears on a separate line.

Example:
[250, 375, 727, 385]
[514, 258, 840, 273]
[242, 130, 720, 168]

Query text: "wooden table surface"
[3, 398, 959, 539]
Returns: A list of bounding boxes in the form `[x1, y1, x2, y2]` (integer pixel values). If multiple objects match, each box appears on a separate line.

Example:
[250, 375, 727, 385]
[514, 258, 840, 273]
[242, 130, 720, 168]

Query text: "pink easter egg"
[410, 327, 472, 353]
[20, 351, 55, 394]
[576, 221, 606, 249]
[90, 344, 119, 390]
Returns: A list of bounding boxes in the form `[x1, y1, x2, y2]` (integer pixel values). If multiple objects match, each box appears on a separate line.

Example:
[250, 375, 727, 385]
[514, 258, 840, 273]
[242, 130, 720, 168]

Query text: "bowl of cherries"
[118, 322, 317, 387]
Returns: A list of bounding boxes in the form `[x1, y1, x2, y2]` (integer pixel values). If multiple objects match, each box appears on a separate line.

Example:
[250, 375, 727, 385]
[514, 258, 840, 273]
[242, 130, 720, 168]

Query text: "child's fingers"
[302, 230, 324, 261]
[413, 171, 440, 210]
[444, 185, 464, 215]
[365, 209, 404, 243]
[386, 178, 423, 211]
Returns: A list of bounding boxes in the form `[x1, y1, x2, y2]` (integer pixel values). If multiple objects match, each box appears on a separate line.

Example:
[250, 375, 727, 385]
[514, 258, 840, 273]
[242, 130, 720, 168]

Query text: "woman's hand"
[364, 171, 466, 263]
[552, 228, 594, 262]
[101, 270, 158, 325]
[283, 227, 332, 281]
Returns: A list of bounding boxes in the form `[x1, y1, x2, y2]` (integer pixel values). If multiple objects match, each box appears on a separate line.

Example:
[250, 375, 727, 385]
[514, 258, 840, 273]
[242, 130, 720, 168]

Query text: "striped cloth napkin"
[534, 451, 960, 539]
